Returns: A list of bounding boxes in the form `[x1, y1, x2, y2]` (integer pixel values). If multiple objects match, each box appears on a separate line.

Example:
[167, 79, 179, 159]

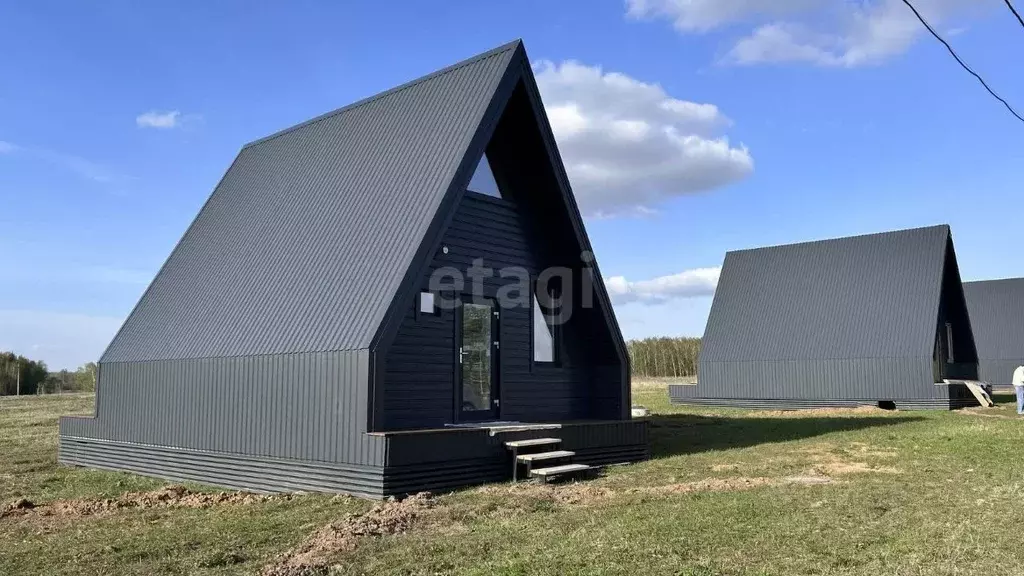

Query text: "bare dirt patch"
[262, 492, 434, 576]
[633, 476, 775, 495]
[958, 410, 1017, 420]
[796, 444, 902, 476]
[846, 442, 899, 459]
[783, 475, 834, 486]
[2, 498, 36, 516]
[634, 474, 837, 493]
[263, 476, 797, 575]
[474, 482, 616, 507]
[814, 462, 902, 476]
[477, 475, 813, 505]
[1, 485, 282, 520]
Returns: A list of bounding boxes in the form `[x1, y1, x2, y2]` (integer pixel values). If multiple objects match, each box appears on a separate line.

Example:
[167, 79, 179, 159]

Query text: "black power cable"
[901, 0, 1024, 124]
[1003, 0, 1024, 30]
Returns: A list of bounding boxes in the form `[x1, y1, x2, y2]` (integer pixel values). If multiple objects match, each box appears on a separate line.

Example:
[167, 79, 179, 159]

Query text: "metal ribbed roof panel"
[701, 225, 952, 362]
[964, 277, 1024, 361]
[102, 41, 519, 362]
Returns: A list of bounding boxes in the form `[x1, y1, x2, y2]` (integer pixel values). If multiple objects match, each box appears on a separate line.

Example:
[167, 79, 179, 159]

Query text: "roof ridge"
[727, 224, 950, 255]
[243, 39, 522, 150]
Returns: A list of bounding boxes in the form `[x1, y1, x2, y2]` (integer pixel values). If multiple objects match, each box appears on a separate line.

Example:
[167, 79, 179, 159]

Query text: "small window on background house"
[419, 292, 436, 316]
[946, 322, 954, 363]
[533, 295, 556, 363]
[467, 153, 502, 198]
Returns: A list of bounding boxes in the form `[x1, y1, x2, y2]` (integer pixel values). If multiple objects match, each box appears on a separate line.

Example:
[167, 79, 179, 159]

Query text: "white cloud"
[535, 61, 753, 216]
[136, 110, 182, 129]
[0, 140, 17, 154]
[0, 310, 123, 370]
[727, 22, 848, 66]
[606, 266, 721, 305]
[625, 0, 820, 32]
[630, 0, 991, 67]
[726, 2, 925, 67]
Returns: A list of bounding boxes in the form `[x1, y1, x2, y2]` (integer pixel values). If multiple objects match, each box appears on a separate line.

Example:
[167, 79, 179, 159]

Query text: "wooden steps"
[505, 438, 561, 449]
[516, 450, 574, 462]
[945, 379, 994, 407]
[530, 463, 591, 479]
[504, 438, 592, 482]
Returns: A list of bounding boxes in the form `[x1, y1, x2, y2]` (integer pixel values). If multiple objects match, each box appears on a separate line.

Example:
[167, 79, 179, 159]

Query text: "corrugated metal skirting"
[61, 349, 384, 467]
[61, 420, 649, 498]
[59, 437, 386, 498]
[696, 358, 936, 400]
[669, 383, 978, 410]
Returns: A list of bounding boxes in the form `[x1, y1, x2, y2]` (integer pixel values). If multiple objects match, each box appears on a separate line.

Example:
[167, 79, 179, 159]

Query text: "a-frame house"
[964, 278, 1024, 385]
[60, 40, 647, 498]
[671, 225, 981, 410]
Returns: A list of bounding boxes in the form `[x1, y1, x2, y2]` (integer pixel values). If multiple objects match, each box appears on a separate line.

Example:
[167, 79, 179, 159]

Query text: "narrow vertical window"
[945, 322, 954, 363]
[533, 295, 556, 363]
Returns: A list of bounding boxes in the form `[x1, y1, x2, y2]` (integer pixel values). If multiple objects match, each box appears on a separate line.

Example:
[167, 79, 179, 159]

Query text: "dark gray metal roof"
[103, 41, 521, 362]
[964, 278, 1024, 361]
[702, 225, 954, 362]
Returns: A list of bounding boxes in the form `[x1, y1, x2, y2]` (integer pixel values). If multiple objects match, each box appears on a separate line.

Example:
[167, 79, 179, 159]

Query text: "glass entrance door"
[458, 301, 498, 421]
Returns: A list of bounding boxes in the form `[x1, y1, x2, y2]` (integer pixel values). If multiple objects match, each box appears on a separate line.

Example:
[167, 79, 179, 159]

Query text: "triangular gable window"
[467, 153, 502, 198]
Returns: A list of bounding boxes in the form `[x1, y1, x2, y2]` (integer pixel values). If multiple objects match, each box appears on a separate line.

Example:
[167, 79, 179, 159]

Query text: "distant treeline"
[0, 351, 97, 396]
[628, 337, 701, 378]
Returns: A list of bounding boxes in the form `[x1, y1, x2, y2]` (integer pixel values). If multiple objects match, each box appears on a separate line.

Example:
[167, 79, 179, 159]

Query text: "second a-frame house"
[671, 225, 981, 410]
[59, 40, 647, 498]
[964, 277, 1024, 385]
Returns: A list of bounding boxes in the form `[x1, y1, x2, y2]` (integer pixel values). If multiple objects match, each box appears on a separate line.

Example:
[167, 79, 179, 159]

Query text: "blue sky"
[2, 0, 1023, 369]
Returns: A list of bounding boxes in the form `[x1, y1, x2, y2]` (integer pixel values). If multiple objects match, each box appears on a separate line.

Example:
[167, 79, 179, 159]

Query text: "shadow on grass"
[648, 413, 924, 458]
[991, 393, 1016, 404]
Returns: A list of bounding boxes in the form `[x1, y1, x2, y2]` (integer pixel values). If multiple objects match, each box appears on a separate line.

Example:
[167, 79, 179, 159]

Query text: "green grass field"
[3, 388, 1024, 575]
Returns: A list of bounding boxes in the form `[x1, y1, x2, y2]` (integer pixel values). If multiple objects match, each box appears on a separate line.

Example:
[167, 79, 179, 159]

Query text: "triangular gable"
[932, 232, 978, 369]
[101, 42, 521, 363]
[369, 42, 629, 408]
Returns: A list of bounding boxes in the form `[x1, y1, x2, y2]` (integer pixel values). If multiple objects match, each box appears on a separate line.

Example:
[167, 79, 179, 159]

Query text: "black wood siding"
[936, 236, 979, 380]
[380, 192, 612, 430]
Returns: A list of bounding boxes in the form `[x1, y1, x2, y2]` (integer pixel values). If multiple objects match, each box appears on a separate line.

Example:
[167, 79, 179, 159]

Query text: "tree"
[627, 337, 702, 379]
[38, 362, 99, 394]
[39, 374, 63, 395]
[73, 362, 97, 392]
[0, 351, 48, 396]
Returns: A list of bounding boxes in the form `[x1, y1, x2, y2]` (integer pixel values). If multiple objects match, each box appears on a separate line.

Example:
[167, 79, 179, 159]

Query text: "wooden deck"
[377, 419, 649, 496]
